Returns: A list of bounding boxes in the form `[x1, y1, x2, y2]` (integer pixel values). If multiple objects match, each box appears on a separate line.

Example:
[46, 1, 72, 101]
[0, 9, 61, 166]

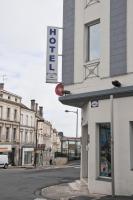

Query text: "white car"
[0, 154, 8, 169]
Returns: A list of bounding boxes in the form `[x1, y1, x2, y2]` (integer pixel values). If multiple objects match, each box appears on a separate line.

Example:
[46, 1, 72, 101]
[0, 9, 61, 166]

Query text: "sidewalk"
[41, 180, 133, 200]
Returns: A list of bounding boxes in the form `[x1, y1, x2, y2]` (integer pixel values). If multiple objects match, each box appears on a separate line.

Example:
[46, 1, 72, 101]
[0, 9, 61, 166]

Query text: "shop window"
[87, 20, 100, 61]
[24, 151, 32, 164]
[99, 123, 111, 178]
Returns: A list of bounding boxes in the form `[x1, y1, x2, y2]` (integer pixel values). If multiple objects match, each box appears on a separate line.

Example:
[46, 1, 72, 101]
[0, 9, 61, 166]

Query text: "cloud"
[0, 0, 81, 137]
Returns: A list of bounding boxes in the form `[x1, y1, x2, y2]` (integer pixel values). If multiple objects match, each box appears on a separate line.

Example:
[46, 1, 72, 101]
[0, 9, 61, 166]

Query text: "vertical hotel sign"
[46, 26, 58, 83]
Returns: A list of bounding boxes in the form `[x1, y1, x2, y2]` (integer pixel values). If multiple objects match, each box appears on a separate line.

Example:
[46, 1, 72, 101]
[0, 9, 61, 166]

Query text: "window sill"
[96, 177, 112, 182]
[84, 58, 100, 66]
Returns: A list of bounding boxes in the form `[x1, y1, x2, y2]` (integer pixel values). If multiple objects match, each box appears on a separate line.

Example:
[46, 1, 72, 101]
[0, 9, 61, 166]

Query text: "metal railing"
[84, 60, 100, 79]
[85, 0, 100, 9]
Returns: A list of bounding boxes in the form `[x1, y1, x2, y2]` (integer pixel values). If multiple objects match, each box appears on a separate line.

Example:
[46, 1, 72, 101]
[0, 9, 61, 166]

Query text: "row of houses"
[0, 83, 61, 166]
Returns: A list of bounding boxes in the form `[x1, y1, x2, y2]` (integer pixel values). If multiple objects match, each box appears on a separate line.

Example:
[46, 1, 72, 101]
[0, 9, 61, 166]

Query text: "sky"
[0, 0, 81, 137]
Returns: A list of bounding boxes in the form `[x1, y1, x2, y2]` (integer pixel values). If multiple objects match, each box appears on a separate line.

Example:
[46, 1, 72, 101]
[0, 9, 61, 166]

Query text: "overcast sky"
[0, 0, 81, 137]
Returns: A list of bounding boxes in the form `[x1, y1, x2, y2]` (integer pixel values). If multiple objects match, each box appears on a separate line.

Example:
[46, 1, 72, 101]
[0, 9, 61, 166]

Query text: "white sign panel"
[46, 26, 58, 83]
[91, 100, 99, 108]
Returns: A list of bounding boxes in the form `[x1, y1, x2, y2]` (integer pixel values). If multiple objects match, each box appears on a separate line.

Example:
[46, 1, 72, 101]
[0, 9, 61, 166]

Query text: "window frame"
[87, 19, 100, 62]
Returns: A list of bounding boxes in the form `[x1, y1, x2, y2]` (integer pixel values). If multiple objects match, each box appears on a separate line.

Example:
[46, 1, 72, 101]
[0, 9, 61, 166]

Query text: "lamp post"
[65, 109, 78, 157]
[111, 80, 121, 197]
[34, 119, 44, 168]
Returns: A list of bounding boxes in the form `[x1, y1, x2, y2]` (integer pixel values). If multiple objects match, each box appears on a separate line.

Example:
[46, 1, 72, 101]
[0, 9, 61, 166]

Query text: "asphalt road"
[0, 164, 80, 200]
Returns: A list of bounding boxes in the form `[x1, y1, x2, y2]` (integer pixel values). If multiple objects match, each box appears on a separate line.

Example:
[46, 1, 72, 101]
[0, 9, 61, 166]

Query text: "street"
[0, 163, 80, 200]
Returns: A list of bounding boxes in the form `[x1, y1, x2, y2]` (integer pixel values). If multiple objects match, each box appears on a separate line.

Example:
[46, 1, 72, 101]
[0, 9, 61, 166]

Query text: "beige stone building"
[0, 83, 21, 165]
[0, 84, 60, 166]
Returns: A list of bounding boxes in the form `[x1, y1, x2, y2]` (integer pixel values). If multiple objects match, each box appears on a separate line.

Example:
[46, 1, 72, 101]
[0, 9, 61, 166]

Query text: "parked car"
[0, 154, 8, 169]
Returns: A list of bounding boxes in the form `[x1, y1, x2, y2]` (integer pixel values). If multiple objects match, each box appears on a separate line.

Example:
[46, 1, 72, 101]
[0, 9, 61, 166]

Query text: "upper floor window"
[26, 115, 28, 126]
[0, 106, 3, 119]
[21, 114, 23, 125]
[7, 108, 10, 120]
[8, 95, 11, 100]
[25, 131, 28, 143]
[13, 128, 16, 141]
[88, 20, 100, 61]
[0, 127, 2, 141]
[6, 127, 10, 141]
[31, 116, 33, 127]
[14, 109, 17, 121]
[15, 98, 17, 102]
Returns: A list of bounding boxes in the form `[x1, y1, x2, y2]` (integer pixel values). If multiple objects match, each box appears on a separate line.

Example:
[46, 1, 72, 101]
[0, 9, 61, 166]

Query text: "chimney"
[0, 83, 4, 90]
[31, 99, 35, 111]
[35, 103, 38, 113]
[39, 106, 43, 117]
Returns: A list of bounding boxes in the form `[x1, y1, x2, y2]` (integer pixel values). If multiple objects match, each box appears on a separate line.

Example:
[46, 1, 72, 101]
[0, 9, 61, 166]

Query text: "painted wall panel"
[62, 0, 75, 85]
[110, 0, 127, 76]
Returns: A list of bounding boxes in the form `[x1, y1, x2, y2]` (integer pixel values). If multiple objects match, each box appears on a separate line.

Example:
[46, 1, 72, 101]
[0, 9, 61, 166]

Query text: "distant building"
[60, 137, 81, 160]
[0, 84, 61, 167]
[0, 83, 21, 165]
[20, 102, 36, 166]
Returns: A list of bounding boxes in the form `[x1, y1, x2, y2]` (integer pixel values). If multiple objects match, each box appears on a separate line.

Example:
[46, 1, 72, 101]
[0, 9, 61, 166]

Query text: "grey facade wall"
[62, 0, 75, 85]
[110, 0, 127, 76]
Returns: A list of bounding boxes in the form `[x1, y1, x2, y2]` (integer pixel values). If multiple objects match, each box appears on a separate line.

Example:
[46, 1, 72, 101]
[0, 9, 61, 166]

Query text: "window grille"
[84, 60, 100, 79]
[85, 0, 100, 9]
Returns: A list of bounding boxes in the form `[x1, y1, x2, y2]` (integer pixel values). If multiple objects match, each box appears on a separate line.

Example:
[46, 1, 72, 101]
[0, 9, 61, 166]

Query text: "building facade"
[59, 0, 133, 196]
[0, 84, 61, 167]
[0, 83, 21, 165]
[20, 103, 36, 166]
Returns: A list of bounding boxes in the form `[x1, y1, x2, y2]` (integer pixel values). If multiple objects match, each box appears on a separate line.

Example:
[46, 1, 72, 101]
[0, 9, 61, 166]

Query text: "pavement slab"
[41, 180, 133, 200]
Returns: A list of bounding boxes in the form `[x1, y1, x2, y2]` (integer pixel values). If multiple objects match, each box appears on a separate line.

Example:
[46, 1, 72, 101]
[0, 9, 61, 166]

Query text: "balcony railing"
[85, 0, 100, 9]
[84, 59, 100, 79]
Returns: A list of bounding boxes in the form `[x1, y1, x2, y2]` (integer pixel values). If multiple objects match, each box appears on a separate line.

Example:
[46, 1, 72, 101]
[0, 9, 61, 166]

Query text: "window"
[88, 20, 100, 61]
[7, 108, 10, 119]
[0, 106, 2, 119]
[99, 123, 111, 178]
[26, 115, 28, 126]
[24, 151, 32, 165]
[14, 109, 17, 121]
[13, 128, 16, 141]
[15, 98, 17, 102]
[21, 131, 23, 143]
[30, 132, 32, 143]
[6, 127, 10, 141]
[31, 116, 33, 127]
[0, 127, 2, 141]
[25, 131, 28, 143]
[21, 114, 23, 125]
[8, 96, 11, 100]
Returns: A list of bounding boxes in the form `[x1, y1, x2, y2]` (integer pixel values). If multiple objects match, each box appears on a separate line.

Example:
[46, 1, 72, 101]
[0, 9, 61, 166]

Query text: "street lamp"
[65, 109, 79, 157]
[34, 119, 44, 168]
[111, 80, 121, 197]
